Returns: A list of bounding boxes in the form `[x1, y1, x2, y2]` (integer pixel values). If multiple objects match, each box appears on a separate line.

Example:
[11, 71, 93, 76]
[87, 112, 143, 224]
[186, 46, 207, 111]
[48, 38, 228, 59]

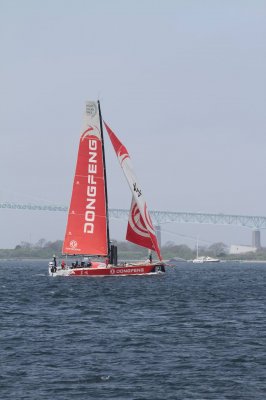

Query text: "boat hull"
[192, 258, 220, 263]
[49, 263, 165, 277]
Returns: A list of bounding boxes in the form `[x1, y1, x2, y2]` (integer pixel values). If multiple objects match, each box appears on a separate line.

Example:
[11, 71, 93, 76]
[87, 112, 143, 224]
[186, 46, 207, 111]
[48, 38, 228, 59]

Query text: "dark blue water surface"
[0, 261, 266, 400]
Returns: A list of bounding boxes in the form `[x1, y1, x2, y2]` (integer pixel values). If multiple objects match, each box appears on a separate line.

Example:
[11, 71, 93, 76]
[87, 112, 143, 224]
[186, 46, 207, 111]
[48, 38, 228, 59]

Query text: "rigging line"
[160, 228, 213, 245]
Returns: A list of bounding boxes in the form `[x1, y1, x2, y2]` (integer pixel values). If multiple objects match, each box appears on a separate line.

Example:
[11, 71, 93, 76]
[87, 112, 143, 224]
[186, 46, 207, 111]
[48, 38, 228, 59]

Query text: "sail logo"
[70, 240, 78, 249]
[84, 138, 98, 234]
[128, 202, 150, 238]
[118, 149, 129, 165]
[81, 125, 100, 141]
[128, 201, 156, 237]
[133, 183, 142, 197]
[86, 102, 97, 117]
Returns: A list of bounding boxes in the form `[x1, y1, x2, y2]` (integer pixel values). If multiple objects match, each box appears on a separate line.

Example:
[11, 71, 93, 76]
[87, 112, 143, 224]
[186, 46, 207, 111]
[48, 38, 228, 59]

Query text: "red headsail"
[104, 122, 162, 261]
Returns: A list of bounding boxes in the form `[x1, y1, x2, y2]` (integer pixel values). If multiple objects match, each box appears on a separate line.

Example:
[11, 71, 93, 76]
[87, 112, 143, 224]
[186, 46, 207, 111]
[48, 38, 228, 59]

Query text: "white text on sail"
[84, 139, 97, 233]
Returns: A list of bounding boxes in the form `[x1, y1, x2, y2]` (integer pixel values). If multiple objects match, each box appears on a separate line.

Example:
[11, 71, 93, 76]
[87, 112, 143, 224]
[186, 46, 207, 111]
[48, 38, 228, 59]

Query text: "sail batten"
[104, 121, 162, 261]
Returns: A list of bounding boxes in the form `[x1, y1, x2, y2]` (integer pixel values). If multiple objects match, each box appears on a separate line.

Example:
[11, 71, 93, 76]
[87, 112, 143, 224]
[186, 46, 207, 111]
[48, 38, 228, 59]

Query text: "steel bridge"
[1, 201, 266, 229]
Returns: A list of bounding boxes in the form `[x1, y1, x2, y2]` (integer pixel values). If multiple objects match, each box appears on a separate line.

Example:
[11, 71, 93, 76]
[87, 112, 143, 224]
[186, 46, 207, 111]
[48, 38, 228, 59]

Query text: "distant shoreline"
[1, 258, 266, 264]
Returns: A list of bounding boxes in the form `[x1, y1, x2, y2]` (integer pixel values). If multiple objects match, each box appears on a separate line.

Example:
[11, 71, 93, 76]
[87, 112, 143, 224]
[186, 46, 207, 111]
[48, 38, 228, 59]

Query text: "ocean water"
[0, 260, 266, 400]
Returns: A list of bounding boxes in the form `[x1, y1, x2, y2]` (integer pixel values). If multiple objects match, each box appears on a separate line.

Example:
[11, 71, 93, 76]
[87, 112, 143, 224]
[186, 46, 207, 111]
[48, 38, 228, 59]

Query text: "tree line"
[1, 238, 266, 260]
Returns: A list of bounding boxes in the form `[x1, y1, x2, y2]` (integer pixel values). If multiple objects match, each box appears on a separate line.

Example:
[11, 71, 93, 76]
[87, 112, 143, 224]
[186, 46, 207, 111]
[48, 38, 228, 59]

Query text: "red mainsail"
[104, 122, 162, 261]
[62, 102, 108, 256]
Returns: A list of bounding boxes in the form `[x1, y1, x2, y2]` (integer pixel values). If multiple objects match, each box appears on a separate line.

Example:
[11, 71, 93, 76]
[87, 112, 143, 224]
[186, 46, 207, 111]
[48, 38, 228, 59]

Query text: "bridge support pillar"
[252, 229, 261, 248]
[155, 225, 161, 248]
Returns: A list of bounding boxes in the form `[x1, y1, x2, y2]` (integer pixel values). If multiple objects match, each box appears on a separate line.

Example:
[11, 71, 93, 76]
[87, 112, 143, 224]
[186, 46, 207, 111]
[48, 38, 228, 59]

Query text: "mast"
[98, 100, 111, 257]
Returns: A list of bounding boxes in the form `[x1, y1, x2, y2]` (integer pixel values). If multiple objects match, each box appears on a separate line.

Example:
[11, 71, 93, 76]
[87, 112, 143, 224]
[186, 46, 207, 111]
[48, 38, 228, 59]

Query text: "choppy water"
[0, 260, 266, 399]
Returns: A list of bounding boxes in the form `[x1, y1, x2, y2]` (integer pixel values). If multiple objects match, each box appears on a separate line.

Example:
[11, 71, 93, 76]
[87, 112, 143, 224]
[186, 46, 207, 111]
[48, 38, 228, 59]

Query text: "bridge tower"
[155, 225, 161, 248]
[252, 229, 261, 248]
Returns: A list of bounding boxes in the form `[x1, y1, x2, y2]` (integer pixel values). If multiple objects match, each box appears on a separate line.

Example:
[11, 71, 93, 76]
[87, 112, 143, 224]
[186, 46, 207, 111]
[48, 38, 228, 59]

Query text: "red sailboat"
[49, 101, 165, 276]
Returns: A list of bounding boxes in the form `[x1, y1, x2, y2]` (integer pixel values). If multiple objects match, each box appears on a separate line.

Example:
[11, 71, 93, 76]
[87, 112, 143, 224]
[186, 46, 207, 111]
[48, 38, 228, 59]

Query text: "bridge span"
[1, 202, 265, 230]
[112, 209, 266, 230]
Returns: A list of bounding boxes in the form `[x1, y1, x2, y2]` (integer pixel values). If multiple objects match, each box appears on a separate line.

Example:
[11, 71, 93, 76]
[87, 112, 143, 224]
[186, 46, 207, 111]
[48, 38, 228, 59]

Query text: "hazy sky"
[0, 0, 266, 249]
